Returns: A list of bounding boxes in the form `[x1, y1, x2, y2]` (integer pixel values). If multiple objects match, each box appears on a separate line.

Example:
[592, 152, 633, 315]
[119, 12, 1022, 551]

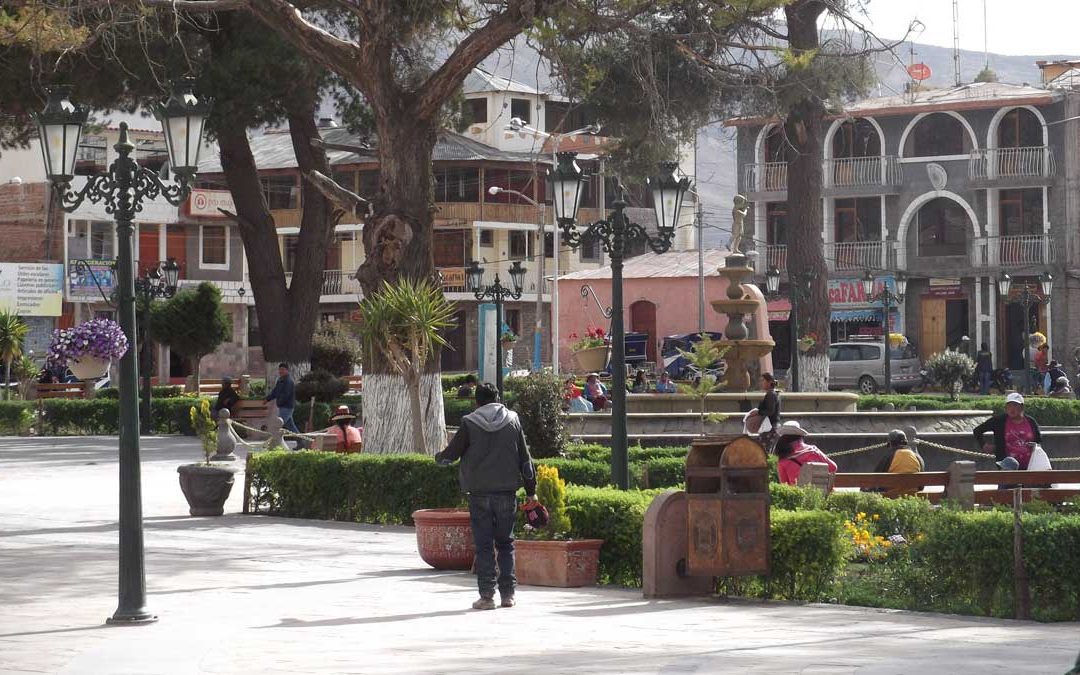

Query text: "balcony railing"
[742, 162, 788, 194]
[973, 234, 1053, 267]
[825, 240, 887, 272]
[757, 244, 787, 273]
[969, 147, 1055, 181]
[284, 269, 361, 296]
[824, 156, 902, 189]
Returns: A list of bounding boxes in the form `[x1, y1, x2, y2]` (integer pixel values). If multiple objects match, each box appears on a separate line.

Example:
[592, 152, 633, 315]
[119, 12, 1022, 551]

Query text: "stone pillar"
[945, 461, 976, 510]
[796, 462, 833, 495]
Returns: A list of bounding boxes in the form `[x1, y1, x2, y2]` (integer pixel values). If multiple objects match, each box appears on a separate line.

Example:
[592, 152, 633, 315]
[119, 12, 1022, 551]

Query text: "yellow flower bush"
[843, 512, 891, 562]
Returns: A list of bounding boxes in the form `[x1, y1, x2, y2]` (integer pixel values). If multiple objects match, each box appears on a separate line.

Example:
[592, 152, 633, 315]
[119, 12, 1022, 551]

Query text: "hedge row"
[857, 394, 1080, 426]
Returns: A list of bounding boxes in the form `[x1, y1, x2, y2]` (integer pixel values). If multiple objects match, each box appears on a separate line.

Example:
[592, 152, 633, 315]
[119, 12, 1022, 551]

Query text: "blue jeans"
[979, 370, 991, 395]
[468, 492, 517, 598]
[277, 406, 299, 434]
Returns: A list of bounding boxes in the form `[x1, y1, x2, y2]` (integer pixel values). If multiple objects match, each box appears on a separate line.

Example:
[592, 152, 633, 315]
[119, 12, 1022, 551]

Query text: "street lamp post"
[467, 260, 526, 400]
[487, 186, 545, 371]
[548, 152, 690, 489]
[997, 272, 1053, 394]
[764, 267, 813, 393]
[861, 271, 908, 395]
[136, 258, 181, 429]
[35, 82, 210, 625]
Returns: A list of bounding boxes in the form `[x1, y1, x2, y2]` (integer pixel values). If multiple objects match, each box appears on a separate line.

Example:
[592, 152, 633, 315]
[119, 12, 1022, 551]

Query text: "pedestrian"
[655, 371, 677, 393]
[972, 392, 1042, 469]
[212, 376, 241, 420]
[631, 369, 648, 393]
[872, 429, 925, 498]
[324, 404, 362, 452]
[457, 374, 477, 399]
[974, 343, 993, 395]
[584, 373, 608, 411]
[265, 362, 299, 435]
[774, 421, 836, 485]
[436, 383, 537, 610]
[1035, 343, 1049, 393]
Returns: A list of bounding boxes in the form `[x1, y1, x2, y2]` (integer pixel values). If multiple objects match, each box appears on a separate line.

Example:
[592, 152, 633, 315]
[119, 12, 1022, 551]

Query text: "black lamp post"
[35, 81, 210, 625]
[997, 272, 1053, 395]
[764, 266, 813, 392]
[548, 152, 690, 489]
[467, 260, 526, 400]
[136, 258, 181, 430]
[861, 271, 908, 395]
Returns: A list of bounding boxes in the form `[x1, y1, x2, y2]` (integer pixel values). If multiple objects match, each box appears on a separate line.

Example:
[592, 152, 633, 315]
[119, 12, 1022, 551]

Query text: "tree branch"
[303, 169, 367, 216]
[134, 0, 248, 9]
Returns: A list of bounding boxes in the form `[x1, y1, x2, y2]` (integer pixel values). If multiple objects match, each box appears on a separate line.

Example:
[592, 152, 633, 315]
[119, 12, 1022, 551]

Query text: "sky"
[858, 0, 1079, 56]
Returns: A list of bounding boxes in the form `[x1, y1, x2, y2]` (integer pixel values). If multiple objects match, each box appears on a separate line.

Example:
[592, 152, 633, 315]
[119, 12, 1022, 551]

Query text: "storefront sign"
[827, 275, 895, 307]
[186, 189, 235, 219]
[440, 267, 466, 290]
[68, 259, 117, 300]
[925, 277, 965, 298]
[0, 263, 64, 316]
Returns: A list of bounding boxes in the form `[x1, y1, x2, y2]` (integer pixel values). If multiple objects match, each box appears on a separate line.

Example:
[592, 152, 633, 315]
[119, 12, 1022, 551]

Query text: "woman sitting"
[212, 376, 241, 420]
[630, 369, 648, 393]
[324, 405, 362, 453]
[562, 375, 593, 412]
[774, 421, 836, 485]
[583, 373, 609, 411]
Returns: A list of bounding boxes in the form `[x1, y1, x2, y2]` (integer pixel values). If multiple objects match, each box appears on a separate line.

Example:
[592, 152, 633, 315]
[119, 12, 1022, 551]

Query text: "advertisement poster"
[68, 259, 117, 300]
[0, 263, 64, 316]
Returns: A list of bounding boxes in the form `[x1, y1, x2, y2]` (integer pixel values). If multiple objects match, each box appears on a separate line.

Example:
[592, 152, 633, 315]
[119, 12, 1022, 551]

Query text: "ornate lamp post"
[136, 258, 181, 429]
[764, 266, 814, 392]
[997, 272, 1053, 394]
[861, 271, 908, 395]
[35, 82, 210, 625]
[548, 152, 690, 489]
[467, 260, 526, 400]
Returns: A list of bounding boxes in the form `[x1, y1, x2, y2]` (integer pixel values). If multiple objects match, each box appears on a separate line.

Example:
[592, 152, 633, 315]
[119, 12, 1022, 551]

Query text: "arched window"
[907, 113, 971, 157]
[764, 125, 788, 163]
[916, 198, 971, 257]
[997, 108, 1042, 148]
[832, 119, 880, 158]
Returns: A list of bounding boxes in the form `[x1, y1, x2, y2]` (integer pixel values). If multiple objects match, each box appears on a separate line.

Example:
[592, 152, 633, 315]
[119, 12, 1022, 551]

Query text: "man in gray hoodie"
[436, 382, 536, 610]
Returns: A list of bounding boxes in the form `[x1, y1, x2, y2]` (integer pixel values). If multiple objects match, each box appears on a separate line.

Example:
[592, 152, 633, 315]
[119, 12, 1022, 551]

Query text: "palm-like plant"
[356, 278, 457, 454]
[676, 334, 730, 436]
[0, 309, 30, 401]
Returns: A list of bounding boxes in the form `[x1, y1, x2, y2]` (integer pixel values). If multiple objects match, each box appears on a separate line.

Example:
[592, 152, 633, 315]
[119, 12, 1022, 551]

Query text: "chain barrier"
[913, 438, 995, 459]
[825, 441, 888, 458]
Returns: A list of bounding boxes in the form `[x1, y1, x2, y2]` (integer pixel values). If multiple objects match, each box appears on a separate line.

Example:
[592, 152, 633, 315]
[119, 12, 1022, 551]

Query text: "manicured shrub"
[631, 456, 685, 489]
[761, 509, 849, 601]
[95, 385, 184, 399]
[294, 400, 333, 431]
[857, 394, 1080, 426]
[295, 369, 349, 404]
[510, 371, 567, 458]
[824, 491, 933, 539]
[769, 482, 826, 511]
[924, 351, 975, 400]
[441, 373, 473, 391]
[310, 322, 363, 377]
[563, 485, 658, 586]
[39, 399, 120, 435]
[535, 465, 571, 534]
[0, 400, 33, 434]
[443, 397, 475, 426]
[536, 457, 610, 488]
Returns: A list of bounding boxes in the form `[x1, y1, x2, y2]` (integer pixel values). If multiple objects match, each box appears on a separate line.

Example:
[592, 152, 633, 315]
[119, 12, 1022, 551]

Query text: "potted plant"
[797, 331, 819, 354]
[177, 398, 238, 516]
[501, 328, 518, 344]
[46, 318, 128, 380]
[411, 507, 475, 570]
[515, 465, 603, 587]
[570, 327, 609, 373]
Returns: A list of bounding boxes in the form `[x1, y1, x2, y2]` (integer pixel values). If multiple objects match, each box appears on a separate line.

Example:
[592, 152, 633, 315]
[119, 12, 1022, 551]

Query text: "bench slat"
[831, 472, 950, 489]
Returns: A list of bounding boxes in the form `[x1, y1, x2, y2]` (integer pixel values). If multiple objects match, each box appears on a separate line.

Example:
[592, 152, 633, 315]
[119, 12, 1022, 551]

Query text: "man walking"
[436, 383, 536, 610]
[265, 362, 298, 435]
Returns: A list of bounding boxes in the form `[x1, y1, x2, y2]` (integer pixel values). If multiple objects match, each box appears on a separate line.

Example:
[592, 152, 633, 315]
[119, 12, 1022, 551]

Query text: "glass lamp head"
[548, 151, 584, 225]
[861, 270, 875, 298]
[647, 161, 691, 234]
[508, 261, 526, 294]
[466, 261, 483, 293]
[153, 79, 211, 179]
[765, 266, 780, 295]
[34, 86, 88, 184]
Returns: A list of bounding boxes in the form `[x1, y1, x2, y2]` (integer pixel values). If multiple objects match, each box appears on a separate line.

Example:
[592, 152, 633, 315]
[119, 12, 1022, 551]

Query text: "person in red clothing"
[324, 405, 362, 452]
[774, 420, 837, 485]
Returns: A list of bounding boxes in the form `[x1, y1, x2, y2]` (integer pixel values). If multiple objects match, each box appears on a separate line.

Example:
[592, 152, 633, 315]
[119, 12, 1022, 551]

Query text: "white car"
[828, 337, 922, 394]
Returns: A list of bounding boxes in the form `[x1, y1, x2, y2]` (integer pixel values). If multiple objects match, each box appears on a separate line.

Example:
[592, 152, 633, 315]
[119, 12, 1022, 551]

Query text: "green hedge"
[563, 486, 659, 586]
[824, 491, 934, 539]
[96, 385, 184, 399]
[536, 457, 611, 488]
[0, 401, 34, 434]
[768, 482, 826, 511]
[633, 456, 685, 489]
[858, 394, 1080, 426]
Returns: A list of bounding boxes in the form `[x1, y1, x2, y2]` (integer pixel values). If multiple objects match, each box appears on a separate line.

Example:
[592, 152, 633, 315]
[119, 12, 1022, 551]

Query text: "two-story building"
[729, 78, 1080, 372]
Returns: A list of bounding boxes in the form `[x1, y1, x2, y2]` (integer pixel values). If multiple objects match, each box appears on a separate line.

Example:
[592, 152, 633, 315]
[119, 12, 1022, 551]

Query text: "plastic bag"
[1027, 444, 1052, 471]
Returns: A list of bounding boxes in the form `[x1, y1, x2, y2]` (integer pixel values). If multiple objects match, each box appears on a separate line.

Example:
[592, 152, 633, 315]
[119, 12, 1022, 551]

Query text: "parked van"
[828, 337, 922, 394]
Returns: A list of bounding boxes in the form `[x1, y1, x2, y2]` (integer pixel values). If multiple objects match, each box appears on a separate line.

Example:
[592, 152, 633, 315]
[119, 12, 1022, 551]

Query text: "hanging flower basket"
[69, 355, 110, 380]
[573, 346, 609, 372]
[47, 318, 128, 380]
[797, 331, 819, 353]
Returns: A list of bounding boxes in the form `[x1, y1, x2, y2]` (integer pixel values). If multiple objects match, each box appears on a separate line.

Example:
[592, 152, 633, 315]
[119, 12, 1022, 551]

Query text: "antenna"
[953, 0, 962, 86]
[983, 0, 989, 70]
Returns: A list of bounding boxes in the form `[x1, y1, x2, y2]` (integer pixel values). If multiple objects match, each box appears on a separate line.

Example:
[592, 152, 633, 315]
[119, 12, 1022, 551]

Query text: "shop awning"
[767, 298, 791, 322]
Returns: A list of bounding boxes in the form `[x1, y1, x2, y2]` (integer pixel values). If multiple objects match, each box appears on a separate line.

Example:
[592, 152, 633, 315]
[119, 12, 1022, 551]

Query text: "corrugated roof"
[198, 126, 551, 175]
[463, 67, 544, 96]
[559, 248, 735, 281]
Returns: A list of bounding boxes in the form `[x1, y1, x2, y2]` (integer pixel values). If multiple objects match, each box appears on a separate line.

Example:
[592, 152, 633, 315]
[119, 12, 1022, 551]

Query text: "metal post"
[1022, 288, 1031, 395]
[883, 293, 892, 395]
[609, 207, 628, 490]
[107, 129, 154, 624]
[697, 201, 705, 334]
[140, 298, 153, 431]
[533, 204, 545, 371]
[789, 281, 800, 393]
[495, 295, 504, 400]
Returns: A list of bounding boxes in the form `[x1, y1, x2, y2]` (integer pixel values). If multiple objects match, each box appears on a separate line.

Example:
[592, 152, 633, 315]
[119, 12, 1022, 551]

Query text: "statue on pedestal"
[729, 194, 749, 255]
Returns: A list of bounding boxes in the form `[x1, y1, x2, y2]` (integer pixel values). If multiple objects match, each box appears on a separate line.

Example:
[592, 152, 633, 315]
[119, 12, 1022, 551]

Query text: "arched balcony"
[970, 107, 1054, 185]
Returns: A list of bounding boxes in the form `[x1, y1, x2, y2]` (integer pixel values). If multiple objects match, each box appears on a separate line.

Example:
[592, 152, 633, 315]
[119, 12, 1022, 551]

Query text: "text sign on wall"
[827, 276, 895, 307]
[0, 263, 64, 316]
[68, 259, 117, 300]
[186, 189, 236, 219]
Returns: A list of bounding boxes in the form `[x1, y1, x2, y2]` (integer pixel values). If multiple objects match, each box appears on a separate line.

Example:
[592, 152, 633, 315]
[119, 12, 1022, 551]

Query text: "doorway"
[440, 309, 468, 372]
[629, 300, 657, 363]
[945, 299, 969, 353]
[1003, 302, 1040, 370]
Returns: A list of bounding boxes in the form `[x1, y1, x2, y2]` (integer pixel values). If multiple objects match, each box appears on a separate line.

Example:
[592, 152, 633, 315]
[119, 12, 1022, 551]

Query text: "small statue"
[730, 194, 749, 254]
[212, 408, 238, 462]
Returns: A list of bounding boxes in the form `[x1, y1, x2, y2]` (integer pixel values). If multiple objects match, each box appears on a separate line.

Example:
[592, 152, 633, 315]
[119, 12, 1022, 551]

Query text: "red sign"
[185, 189, 235, 219]
[907, 63, 932, 81]
[827, 276, 895, 306]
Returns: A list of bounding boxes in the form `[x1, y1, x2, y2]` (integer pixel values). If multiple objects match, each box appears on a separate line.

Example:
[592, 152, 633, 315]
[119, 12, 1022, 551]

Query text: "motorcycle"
[913, 367, 1012, 395]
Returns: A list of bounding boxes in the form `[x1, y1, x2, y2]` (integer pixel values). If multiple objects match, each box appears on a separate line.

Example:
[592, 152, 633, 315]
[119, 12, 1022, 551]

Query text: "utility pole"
[533, 204, 546, 371]
[697, 200, 705, 334]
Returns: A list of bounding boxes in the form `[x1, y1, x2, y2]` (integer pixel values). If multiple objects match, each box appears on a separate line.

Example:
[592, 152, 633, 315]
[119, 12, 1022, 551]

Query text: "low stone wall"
[626, 392, 858, 414]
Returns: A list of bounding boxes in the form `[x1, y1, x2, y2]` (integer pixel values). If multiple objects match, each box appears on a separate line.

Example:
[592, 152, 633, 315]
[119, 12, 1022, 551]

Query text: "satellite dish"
[908, 63, 932, 81]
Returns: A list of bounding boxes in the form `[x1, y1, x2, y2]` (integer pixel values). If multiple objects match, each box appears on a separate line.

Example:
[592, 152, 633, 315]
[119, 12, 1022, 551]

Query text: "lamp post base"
[106, 608, 158, 625]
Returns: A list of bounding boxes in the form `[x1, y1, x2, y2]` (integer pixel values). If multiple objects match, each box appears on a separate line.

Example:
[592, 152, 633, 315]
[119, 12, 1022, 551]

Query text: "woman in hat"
[774, 421, 836, 485]
[973, 392, 1042, 469]
[325, 404, 362, 453]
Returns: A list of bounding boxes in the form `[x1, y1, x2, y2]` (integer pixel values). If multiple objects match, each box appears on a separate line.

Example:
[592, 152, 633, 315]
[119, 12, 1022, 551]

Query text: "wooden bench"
[31, 382, 93, 400]
[801, 461, 1080, 509]
[231, 400, 273, 431]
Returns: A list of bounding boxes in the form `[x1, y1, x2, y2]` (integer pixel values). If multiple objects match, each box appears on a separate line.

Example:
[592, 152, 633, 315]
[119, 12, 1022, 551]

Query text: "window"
[466, 98, 488, 124]
[484, 169, 536, 204]
[510, 98, 531, 124]
[858, 345, 881, 361]
[580, 235, 601, 262]
[544, 232, 554, 258]
[136, 138, 168, 172]
[200, 225, 228, 268]
[999, 189, 1043, 236]
[75, 135, 107, 176]
[247, 307, 261, 348]
[545, 100, 600, 134]
[433, 230, 466, 268]
[998, 108, 1042, 148]
[261, 175, 299, 210]
[909, 113, 969, 157]
[917, 198, 970, 257]
[509, 231, 529, 259]
[834, 197, 881, 243]
[332, 169, 357, 193]
[766, 202, 787, 245]
[832, 119, 880, 158]
[505, 309, 521, 336]
[434, 167, 480, 202]
[359, 170, 380, 198]
[90, 221, 113, 259]
[283, 235, 299, 274]
[832, 345, 860, 362]
[479, 229, 493, 247]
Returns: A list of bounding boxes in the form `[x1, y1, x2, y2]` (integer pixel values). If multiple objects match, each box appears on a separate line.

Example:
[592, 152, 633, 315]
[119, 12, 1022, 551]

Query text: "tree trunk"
[406, 370, 426, 455]
[3, 358, 10, 401]
[362, 372, 445, 455]
[783, 0, 830, 392]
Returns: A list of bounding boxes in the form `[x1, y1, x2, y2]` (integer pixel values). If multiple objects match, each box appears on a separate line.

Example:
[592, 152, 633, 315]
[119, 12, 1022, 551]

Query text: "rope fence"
[824, 436, 1080, 465]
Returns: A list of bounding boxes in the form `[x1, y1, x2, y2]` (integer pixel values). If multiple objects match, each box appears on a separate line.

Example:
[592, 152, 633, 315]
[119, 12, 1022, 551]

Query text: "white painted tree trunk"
[362, 372, 446, 455]
[800, 353, 829, 392]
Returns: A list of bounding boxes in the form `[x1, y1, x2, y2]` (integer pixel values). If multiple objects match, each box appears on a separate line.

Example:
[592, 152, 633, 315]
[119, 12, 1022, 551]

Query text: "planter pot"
[514, 538, 604, 587]
[572, 346, 609, 373]
[412, 508, 474, 570]
[797, 342, 812, 354]
[69, 355, 109, 380]
[177, 464, 237, 516]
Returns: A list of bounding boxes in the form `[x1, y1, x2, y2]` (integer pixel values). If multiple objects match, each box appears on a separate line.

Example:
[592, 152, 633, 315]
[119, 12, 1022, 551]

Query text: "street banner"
[0, 263, 64, 316]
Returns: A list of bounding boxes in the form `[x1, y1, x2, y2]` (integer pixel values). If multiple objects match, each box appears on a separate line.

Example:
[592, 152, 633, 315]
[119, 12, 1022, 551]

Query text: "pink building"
[557, 249, 774, 375]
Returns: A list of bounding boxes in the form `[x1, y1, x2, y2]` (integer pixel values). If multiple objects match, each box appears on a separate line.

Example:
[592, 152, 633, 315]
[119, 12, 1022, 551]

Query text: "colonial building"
[728, 77, 1080, 371]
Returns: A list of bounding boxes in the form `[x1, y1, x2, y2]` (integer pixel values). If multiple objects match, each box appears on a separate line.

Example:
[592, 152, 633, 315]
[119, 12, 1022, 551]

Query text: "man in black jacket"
[265, 363, 298, 434]
[436, 383, 536, 610]
[972, 392, 1042, 468]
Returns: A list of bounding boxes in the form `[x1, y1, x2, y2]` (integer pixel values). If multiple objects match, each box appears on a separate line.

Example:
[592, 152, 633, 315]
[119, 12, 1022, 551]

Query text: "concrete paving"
[1, 435, 1077, 675]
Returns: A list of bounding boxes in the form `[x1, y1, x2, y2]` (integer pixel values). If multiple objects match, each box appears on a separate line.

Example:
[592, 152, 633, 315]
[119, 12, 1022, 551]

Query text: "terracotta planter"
[412, 508, 474, 570]
[797, 342, 813, 353]
[572, 346, 609, 373]
[69, 355, 109, 380]
[177, 464, 237, 516]
[514, 538, 604, 587]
